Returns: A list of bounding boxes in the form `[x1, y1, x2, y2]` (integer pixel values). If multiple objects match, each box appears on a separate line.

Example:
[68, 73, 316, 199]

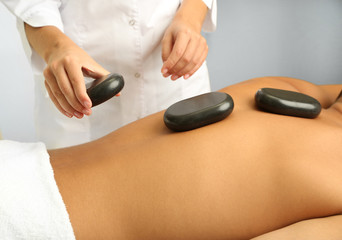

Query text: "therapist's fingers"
[161, 31, 173, 68]
[175, 39, 208, 80]
[49, 62, 89, 117]
[185, 46, 208, 78]
[45, 81, 75, 118]
[65, 62, 92, 110]
[44, 69, 84, 118]
[161, 31, 191, 79]
[171, 34, 208, 80]
[168, 33, 196, 80]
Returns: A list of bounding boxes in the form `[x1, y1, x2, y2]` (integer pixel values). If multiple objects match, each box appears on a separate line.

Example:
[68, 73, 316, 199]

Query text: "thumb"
[82, 66, 109, 79]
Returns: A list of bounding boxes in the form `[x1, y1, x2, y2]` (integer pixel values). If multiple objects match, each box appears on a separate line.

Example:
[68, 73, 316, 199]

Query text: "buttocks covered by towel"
[0, 140, 75, 240]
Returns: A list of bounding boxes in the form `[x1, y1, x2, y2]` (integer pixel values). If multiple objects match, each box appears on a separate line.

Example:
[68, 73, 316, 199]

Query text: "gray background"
[1, 0, 342, 142]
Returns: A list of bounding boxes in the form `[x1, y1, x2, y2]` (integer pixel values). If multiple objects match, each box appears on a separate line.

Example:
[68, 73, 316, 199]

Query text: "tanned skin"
[49, 77, 342, 240]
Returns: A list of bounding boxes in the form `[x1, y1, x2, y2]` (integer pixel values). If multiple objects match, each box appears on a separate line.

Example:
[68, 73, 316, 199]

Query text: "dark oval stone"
[255, 88, 321, 118]
[86, 73, 124, 107]
[164, 92, 234, 131]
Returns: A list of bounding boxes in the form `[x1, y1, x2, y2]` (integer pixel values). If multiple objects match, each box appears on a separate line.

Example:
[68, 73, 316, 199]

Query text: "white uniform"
[1, 0, 217, 149]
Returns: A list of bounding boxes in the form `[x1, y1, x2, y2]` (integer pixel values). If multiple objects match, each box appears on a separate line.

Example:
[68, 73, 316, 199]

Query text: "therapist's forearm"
[176, 0, 208, 32]
[24, 24, 77, 63]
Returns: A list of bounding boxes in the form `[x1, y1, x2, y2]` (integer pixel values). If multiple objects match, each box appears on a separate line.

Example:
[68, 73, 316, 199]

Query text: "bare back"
[49, 77, 342, 239]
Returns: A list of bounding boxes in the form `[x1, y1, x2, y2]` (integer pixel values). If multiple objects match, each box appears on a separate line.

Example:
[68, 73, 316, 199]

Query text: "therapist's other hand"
[161, 0, 208, 81]
[43, 40, 110, 119]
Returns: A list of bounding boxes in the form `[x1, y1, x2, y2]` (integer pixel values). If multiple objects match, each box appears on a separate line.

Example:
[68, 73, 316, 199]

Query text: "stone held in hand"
[86, 73, 124, 107]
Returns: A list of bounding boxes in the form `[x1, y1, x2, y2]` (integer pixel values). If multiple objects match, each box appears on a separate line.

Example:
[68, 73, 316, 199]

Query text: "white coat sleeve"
[201, 0, 217, 32]
[0, 0, 64, 74]
[0, 0, 64, 31]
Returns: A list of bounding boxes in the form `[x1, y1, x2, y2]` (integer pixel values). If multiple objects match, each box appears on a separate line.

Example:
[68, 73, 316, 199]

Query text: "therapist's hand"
[44, 41, 110, 118]
[25, 24, 110, 119]
[161, 0, 208, 81]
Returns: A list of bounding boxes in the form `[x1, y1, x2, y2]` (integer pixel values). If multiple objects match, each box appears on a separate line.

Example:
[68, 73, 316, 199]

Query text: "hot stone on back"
[255, 88, 321, 118]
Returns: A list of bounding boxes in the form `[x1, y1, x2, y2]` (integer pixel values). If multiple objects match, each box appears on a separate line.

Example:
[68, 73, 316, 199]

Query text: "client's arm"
[251, 214, 342, 240]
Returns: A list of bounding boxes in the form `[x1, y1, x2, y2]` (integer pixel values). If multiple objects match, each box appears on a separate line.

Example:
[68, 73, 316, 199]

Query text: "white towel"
[0, 140, 75, 240]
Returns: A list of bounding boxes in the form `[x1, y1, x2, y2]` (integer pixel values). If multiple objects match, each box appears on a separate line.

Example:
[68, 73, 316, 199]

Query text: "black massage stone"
[86, 73, 124, 107]
[255, 88, 321, 118]
[164, 92, 234, 132]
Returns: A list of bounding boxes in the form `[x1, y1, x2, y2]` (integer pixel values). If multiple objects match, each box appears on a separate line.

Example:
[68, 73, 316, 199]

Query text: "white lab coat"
[2, 0, 217, 149]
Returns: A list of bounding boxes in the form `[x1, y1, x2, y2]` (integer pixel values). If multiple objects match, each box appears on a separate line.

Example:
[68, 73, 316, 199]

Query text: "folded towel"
[0, 140, 75, 240]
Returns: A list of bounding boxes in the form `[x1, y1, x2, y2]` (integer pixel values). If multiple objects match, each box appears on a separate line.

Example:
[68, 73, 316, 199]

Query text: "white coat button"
[129, 19, 136, 26]
[135, 72, 141, 78]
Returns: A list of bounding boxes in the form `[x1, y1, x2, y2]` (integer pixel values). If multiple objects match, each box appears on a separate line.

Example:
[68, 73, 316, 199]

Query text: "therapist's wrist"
[41, 30, 77, 63]
[24, 23, 75, 63]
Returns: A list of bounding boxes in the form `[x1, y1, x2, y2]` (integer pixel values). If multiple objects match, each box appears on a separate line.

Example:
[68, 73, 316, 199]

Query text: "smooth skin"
[251, 214, 342, 240]
[24, 0, 209, 119]
[49, 77, 342, 239]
